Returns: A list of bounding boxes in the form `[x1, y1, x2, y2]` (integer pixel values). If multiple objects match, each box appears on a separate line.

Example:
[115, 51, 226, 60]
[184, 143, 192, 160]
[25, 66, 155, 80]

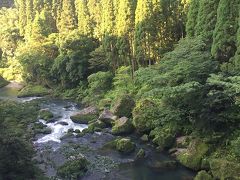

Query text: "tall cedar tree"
[195, 0, 220, 43]
[211, 0, 239, 62]
[186, 0, 199, 37]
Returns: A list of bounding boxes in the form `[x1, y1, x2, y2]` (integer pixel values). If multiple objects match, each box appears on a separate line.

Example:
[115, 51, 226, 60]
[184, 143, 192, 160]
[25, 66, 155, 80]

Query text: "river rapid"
[0, 82, 196, 180]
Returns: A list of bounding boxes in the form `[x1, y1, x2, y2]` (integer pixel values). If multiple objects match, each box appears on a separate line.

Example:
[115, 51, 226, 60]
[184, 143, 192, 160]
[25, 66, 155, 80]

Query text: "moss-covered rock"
[133, 99, 159, 133]
[140, 134, 149, 142]
[112, 117, 134, 135]
[176, 140, 209, 171]
[111, 95, 135, 118]
[71, 114, 98, 124]
[18, 84, 50, 97]
[209, 159, 240, 180]
[136, 148, 146, 159]
[116, 138, 135, 154]
[98, 109, 117, 125]
[194, 170, 213, 180]
[38, 109, 54, 121]
[0, 76, 9, 88]
[32, 122, 51, 135]
[150, 126, 176, 150]
[57, 156, 89, 179]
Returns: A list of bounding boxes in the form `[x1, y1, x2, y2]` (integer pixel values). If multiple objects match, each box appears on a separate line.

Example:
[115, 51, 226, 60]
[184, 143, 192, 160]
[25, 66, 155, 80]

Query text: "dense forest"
[0, 0, 240, 179]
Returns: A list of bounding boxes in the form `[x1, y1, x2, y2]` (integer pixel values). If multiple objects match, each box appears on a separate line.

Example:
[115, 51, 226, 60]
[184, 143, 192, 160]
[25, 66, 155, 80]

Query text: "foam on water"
[35, 102, 88, 144]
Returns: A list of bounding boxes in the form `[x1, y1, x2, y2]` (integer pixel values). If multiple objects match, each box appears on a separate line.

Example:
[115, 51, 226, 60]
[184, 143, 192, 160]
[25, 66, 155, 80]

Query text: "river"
[0, 82, 195, 180]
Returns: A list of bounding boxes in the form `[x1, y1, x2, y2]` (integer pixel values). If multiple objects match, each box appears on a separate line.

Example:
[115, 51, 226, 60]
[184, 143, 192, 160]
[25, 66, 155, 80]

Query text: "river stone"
[98, 109, 117, 125]
[111, 117, 134, 135]
[140, 134, 149, 142]
[116, 138, 135, 154]
[111, 95, 135, 118]
[176, 139, 209, 171]
[70, 106, 99, 124]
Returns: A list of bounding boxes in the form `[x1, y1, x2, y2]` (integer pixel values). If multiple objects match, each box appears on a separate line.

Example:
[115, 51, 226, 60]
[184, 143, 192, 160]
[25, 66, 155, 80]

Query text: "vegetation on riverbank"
[0, 0, 240, 179]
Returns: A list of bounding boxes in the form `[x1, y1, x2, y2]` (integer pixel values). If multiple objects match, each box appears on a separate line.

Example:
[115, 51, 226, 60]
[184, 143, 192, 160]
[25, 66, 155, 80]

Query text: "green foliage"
[0, 100, 42, 179]
[84, 71, 113, 105]
[195, 0, 219, 42]
[57, 157, 89, 179]
[211, 0, 239, 62]
[186, 0, 199, 37]
[194, 170, 213, 180]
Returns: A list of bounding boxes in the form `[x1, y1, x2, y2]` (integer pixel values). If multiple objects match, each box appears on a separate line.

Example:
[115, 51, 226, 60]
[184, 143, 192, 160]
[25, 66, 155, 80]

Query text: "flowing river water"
[0, 82, 196, 180]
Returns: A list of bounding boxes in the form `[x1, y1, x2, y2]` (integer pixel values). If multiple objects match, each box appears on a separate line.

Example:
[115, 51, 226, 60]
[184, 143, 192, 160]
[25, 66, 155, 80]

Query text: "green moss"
[57, 157, 89, 179]
[136, 148, 146, 159]
[177, 140, 209, 170]
[70, 114, 98, 124]
[0, 76, 9, 88]
[194, 170, 213, 180]
[209, 159, 240, 179]
[132, 99, 160, 133]
[18, 85, 50, 97]
[38, 109, 54, 121]
[111, 117, 134, 135]
[116, 138, 135, 154]
[111, 94, 135, 118]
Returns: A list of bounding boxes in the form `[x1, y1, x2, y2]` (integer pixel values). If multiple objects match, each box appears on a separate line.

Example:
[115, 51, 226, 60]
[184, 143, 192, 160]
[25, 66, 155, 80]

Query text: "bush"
[83, 71, 113, 105]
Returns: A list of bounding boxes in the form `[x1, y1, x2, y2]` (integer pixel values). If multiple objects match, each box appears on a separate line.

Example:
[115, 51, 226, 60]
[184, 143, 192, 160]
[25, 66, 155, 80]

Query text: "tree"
[115, 0, 136, 69]
[195, 0, 220, 43]
[18, 0, 27, 36]
[75, 0, 93, 36]
[59, 0, 77, 32]
[211, 0, 239, 62]
[134, 0, 153, 66]
[186, 0, 199, 37]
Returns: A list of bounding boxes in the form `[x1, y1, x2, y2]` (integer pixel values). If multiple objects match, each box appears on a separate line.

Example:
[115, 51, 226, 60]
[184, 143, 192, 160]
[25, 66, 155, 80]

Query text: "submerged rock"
[56, 121, 69, 126]
[176, 139, 209, 171]
[194, 170, 213, 180]
[149, 160, 178, 171]
[116, 138, 135, 154]
[98, 109, 117, 125]
[111, 117, 134, 135]
[111, 95, 135, 118]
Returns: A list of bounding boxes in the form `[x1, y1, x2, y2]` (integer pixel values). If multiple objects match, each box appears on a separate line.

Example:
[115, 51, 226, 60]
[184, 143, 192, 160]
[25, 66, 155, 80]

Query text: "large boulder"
[111, 95, 135, 118]
[116, 138, 136, 154]
[71, 106, 99, 124]
[98, 109, 117, 125]
[209, 159, 240, 180]
[176, 139, 209, 171]
[194, 170, 213, 180]
[132, 99, 158, 133]
[111, 117, 134, 135]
